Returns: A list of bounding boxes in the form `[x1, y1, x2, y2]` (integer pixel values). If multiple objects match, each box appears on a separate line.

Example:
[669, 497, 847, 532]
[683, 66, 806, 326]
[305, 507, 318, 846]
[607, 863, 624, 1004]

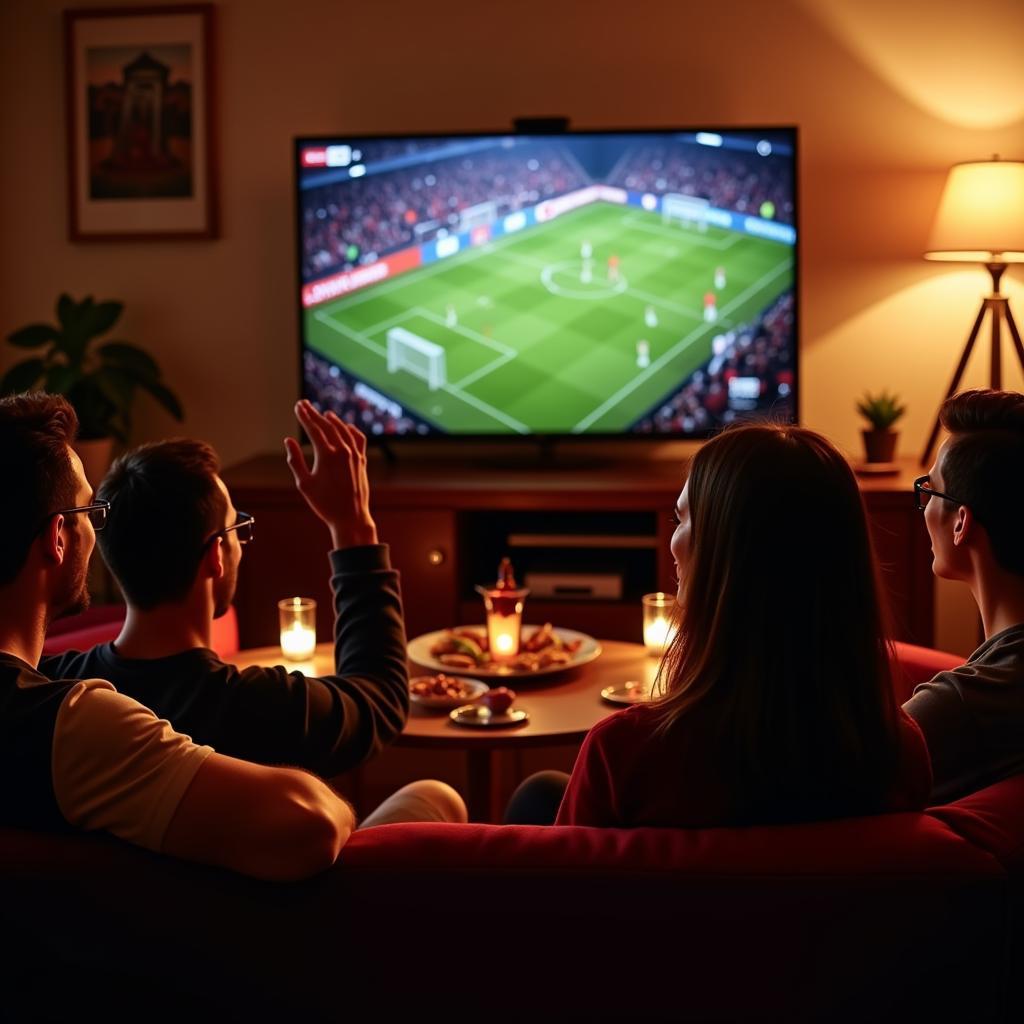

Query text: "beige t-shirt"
[51, 679, 213, 851]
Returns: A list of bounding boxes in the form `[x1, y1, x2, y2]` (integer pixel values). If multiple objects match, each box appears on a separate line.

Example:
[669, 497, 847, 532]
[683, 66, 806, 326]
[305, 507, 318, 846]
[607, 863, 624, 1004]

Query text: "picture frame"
[64, 4, 217, 241]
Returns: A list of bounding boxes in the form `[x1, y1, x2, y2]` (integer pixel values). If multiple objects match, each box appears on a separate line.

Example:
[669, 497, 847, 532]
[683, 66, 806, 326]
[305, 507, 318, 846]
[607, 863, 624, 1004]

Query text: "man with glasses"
[41, 400, 465, 827]
[0, 391, 354, 879]
[904, 388, 1024, 801]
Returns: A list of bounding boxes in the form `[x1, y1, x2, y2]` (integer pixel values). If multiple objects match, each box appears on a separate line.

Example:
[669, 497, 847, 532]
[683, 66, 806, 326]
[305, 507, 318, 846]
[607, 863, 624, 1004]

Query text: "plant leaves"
[92, 365, 136, 406]
[56, 294, 76, 329]
[0, 358, 46, 394]
[138, 377, 184, 420]
[98, 341, 160, 380]
[857, 390, 906, 429]
[67, 376, 119, 440]
[82, 300, 123, 339]
[7, 324, 61, 349]
[44, 364, 78, 394]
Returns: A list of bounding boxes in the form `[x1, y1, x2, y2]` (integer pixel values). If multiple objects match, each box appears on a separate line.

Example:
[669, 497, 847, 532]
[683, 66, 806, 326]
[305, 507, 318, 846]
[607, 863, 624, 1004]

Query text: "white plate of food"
[409, 674, 489, 710]
[407, 624, 601, 678]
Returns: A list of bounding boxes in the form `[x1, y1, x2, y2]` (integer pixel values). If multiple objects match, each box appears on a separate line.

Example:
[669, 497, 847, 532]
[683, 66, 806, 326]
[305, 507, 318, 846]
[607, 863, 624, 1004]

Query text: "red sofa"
[2, 642, 1020, 1021]
[41, 603, 240, 658]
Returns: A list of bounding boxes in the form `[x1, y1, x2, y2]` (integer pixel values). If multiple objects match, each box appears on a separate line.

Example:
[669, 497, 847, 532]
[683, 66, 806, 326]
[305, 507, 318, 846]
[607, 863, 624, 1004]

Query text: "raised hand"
[284, 400, 378, 550]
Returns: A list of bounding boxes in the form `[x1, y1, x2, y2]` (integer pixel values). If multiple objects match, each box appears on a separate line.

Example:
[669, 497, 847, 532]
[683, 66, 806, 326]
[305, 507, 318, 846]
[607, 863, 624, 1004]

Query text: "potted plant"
[856, 390, 906, 464]
[1, 294, 183, 483]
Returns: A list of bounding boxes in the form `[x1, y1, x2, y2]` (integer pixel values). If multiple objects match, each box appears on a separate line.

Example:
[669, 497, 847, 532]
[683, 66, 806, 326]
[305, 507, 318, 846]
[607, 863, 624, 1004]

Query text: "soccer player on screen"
[703, 292, 718, 323]
[445, 304, 457, 328]
[715, 266, 727, 290]
[644, 305, 658, 329]
[607, 253, 620, 283]
[580, 239, 593, 261]
[636, 339, 650, 369]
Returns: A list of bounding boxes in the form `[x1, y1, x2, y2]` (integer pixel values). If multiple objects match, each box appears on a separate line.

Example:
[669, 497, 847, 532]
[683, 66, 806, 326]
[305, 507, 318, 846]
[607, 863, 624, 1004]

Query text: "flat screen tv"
[295, 128, 797, 438]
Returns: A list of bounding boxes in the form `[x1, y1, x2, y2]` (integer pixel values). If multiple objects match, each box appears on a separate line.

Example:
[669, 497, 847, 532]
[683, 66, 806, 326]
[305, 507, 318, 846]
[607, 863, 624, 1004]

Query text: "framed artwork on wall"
[64, 4, 217, 241]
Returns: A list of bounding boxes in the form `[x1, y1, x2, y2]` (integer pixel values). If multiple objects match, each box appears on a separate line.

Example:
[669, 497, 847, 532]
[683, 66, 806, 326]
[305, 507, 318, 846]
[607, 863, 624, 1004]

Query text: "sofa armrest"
[891, 640, 963, 705]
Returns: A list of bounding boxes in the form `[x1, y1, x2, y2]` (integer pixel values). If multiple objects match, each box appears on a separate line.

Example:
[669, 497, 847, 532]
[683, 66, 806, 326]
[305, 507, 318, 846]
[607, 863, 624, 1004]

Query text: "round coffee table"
[231, 639, 657, 821]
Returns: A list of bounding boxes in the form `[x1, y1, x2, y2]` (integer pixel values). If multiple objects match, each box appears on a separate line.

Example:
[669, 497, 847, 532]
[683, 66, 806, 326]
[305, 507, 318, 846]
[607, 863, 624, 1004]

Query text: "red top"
[555, 702, 933, 828]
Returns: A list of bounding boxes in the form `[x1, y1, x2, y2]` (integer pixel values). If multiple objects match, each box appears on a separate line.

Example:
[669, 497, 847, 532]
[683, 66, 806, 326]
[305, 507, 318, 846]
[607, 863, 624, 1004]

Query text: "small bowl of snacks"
[409, 674, 489, 710]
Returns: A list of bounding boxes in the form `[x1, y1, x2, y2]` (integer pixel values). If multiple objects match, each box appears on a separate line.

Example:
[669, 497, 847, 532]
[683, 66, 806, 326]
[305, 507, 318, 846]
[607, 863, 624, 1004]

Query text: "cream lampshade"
[920, 157, 1024, 466]
[924, 158, 1024, 263]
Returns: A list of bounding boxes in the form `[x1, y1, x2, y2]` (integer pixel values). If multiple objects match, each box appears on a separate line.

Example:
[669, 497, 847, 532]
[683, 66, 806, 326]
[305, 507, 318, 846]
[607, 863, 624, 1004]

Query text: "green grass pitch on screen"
[305, 202, 792, 434]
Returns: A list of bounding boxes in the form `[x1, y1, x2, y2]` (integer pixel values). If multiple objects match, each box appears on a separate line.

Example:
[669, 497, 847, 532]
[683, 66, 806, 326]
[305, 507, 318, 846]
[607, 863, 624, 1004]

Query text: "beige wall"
[2, 0, 1023, 653]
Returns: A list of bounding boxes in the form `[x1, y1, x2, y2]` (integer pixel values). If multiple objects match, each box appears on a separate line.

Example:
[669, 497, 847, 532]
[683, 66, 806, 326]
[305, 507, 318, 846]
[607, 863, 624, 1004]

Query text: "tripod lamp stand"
[921, 157, 1024, 466]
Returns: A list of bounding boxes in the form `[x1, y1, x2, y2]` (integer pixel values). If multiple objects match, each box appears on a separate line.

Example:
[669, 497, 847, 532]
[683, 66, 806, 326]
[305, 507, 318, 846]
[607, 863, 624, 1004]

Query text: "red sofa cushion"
[891, 639, 962, 704]
[42, 605, 240, 660]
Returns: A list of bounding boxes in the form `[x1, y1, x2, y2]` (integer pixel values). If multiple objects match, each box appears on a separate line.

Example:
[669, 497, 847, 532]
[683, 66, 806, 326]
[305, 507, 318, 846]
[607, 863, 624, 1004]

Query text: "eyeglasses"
[913, 475, 964, 512]
[204, 511, 255, 549]
[50, 500, 111, 532]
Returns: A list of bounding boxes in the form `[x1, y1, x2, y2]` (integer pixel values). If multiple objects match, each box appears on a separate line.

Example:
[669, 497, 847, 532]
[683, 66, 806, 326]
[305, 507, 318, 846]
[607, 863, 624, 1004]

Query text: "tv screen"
[295, 128, 797, 438]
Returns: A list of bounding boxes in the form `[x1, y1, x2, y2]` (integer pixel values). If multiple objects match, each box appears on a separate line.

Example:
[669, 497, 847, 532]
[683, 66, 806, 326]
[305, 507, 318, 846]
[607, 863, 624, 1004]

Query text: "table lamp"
[921, 156, 1024, 466]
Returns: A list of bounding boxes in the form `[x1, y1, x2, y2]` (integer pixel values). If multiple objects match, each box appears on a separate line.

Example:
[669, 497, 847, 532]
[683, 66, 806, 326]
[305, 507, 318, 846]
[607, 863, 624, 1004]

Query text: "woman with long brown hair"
[554, 423, 931, 827]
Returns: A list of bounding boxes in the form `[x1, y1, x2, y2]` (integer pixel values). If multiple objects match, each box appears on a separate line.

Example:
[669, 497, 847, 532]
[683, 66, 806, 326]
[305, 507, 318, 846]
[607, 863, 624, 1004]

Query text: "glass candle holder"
[475, 584, 530, 663]
[642, 592, 676, 656]
[279, 597, 317, 661]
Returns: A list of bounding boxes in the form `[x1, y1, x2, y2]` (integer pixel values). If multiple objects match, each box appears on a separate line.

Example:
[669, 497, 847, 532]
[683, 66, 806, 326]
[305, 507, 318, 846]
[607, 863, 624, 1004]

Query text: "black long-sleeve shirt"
[40, 545, 409, 778]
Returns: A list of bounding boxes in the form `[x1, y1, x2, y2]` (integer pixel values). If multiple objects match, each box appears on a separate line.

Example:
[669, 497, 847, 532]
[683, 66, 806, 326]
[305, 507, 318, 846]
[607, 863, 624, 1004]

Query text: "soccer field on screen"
[304, 202, 794, 434]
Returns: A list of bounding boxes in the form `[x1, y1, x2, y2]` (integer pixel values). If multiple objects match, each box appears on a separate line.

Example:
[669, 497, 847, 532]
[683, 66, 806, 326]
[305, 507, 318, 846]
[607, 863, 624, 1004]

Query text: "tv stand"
[223, 456, 934, 650]
[513, 116, 570, 134]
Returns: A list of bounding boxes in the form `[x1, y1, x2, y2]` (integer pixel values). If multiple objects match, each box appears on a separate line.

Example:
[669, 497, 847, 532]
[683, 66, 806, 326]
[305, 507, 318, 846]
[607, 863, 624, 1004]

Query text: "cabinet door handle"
[427, 548, 446, 566]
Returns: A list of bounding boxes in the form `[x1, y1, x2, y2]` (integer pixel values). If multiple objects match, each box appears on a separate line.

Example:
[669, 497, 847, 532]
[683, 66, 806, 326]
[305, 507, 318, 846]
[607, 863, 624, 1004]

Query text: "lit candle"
[643, 615, 676, 655]
[642, 592, 676, 656]
[488, 619, 521, 661]
[280, 622, 316, 660]
[278, 596, 317, 661]
[476, 559, 529, 664]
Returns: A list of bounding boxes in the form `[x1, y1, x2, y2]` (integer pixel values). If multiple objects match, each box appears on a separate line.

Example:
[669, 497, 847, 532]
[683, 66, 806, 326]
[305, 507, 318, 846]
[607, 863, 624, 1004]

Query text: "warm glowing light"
[643, 616, 676, 655]
[280, 624, 316, 660]
[485, 615, 523, 663]
[494, 632, 515, 654]
[925, 159, 1024, 263]
[642, 592, 677, 656]
[278, 597, 317, 661]
[800, 0, 1024, 130]
[476, 578, 529, 664]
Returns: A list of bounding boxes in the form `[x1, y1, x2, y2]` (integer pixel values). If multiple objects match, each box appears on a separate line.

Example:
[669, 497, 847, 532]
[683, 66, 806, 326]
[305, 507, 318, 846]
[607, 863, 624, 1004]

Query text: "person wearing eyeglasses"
[0, 391, 353, 879]
[41, 401, 466, 828]
[904, 388, 1024, 802]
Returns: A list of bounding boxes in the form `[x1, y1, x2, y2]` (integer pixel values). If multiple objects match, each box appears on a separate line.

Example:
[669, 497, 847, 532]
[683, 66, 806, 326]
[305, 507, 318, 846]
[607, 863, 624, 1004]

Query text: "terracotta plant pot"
[73, 437, 115, 487]
[862, 429, 898, 464]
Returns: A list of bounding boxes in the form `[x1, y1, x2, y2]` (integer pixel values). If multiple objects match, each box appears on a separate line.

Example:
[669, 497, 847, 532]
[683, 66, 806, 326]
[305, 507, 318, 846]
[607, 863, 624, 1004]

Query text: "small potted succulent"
[1, 294, 183, 483]
[856, 390, 906, 464]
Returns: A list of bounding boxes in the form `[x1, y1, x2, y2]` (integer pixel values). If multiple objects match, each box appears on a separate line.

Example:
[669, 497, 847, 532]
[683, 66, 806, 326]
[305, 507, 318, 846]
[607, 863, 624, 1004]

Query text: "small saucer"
[449, 704, 529, 728]
[601, 681, 653, 706]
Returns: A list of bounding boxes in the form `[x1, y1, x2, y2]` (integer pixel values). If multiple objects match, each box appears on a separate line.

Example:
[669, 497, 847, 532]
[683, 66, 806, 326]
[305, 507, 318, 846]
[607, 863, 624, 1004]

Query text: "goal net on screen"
[386, 327, 447, 391]
[459, 200, 499, 233]
[662, 193, 710, 232]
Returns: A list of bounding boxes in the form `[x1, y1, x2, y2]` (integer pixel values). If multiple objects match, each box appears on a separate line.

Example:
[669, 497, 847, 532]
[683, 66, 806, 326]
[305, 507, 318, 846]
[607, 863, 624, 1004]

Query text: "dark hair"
[0, 393, 80, 585]
[939, 389, 1024, 577]
[98, 439, 228, 609]
[655, 423, 899, 825]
